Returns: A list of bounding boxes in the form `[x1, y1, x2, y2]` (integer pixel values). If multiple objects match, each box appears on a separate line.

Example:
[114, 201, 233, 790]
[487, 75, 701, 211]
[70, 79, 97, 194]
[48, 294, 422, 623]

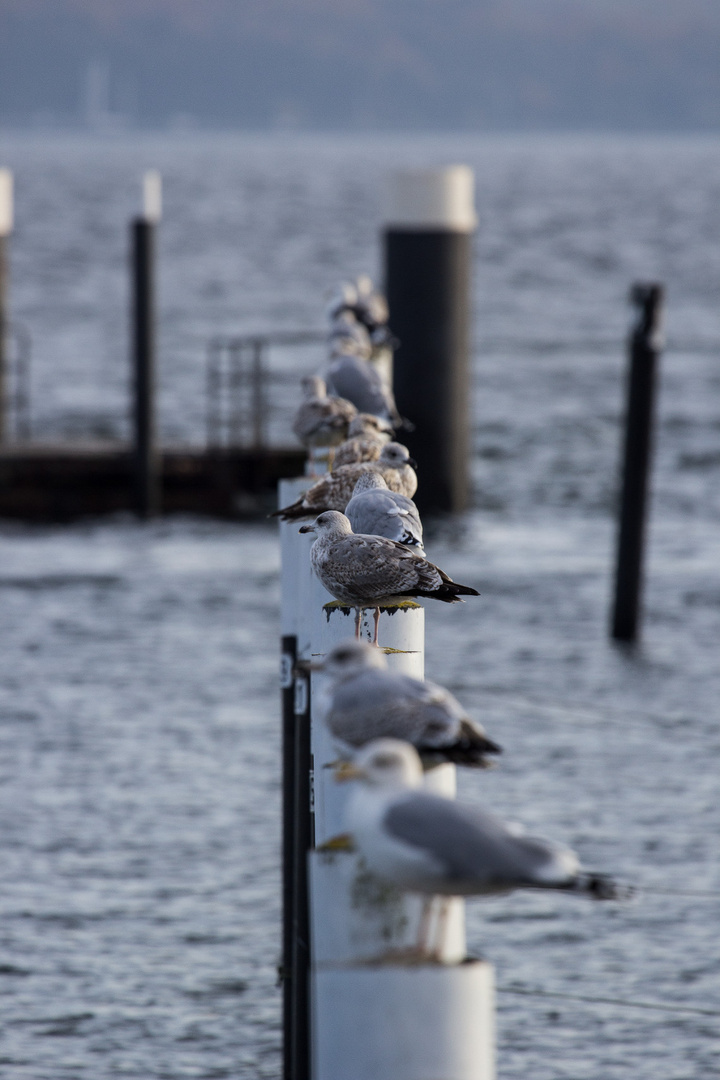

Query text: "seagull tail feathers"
[270, 499, 312, 520]
[426, 580, 481, 603]
[419, 726, 502, 768]
[570, 872, 635, 901]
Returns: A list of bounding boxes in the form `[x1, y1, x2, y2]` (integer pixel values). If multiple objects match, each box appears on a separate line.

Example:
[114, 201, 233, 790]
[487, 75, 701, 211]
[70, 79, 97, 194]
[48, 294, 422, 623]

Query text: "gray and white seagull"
[333, 739, 629, 956]
[298, 511, 479, 644]
[325, 349, 404, 429]
[274, 442, 417, 520]
[345, 472, 424, 554]
[332, 413, 394, 468]
[311, 639, 501, 767]
[291, 375, 357, 471]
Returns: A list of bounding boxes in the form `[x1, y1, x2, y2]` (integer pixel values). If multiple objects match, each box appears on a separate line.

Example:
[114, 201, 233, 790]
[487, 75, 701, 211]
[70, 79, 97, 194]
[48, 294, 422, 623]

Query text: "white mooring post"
[279, 378, 494, 1080]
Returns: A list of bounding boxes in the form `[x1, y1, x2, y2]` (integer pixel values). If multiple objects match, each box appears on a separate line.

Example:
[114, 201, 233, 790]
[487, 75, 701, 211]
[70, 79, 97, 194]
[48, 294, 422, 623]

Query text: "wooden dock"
[0, 443, 306, 521]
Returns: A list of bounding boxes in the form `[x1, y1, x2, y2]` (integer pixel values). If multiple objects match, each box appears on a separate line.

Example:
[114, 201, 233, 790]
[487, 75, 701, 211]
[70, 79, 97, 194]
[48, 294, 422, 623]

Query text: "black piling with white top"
[0, 169, 12, 445]
[384, 168, 476, 514]
[132, 172, 161, 519]
[611, 282, 664, 642]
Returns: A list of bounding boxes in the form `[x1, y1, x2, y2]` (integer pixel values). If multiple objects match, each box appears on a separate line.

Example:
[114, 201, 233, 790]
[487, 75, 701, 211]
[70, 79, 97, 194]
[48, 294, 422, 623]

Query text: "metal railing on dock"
[3, 320, 32, 441]
[205, 330, 326, 450]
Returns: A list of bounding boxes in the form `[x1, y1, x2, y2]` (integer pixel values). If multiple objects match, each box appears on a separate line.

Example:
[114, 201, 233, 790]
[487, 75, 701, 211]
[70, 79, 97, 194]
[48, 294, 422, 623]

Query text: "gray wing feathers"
[326, 356, 399, 422]
[384, 794, 574, 889]
[346, 490, 423, 549]
[327, 671, 448, 745]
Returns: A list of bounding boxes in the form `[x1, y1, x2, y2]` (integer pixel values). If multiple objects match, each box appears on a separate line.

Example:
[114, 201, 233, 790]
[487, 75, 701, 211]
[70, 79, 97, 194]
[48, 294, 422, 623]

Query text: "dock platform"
[0, 444, 305, 521]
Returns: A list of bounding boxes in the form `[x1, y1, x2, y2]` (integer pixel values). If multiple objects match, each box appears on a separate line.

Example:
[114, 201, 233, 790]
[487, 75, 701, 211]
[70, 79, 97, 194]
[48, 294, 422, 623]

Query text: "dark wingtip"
[274, 502, 314, 521]
[419, 730, 502, 768]
[580, 873, 635, 901]
[450, 583, 480, 598]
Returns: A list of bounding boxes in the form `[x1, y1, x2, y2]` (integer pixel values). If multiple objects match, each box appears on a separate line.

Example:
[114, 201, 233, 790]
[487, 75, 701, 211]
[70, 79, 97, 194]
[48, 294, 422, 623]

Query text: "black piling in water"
[611, 283, 665, 642]
[280, 636, 297, 1080]
[0, 232, 8, 445]
[384, 168, 475, 515]
[0, 169, 12, 445]
[132, 215, 159, 518]
[291, 664, 312, 1080]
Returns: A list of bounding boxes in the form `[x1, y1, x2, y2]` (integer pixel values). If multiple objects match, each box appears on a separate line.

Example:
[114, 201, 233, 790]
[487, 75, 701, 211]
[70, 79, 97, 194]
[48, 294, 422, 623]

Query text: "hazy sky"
[2, 0, 719, 131]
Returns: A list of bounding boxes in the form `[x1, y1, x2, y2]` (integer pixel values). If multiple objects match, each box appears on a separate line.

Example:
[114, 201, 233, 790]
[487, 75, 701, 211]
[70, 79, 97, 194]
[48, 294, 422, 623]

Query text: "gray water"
[0, 132, 719, 1078]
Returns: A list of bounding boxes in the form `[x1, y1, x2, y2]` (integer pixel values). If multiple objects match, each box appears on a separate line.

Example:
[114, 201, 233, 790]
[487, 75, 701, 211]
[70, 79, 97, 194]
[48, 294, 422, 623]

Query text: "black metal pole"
[0, 234, 8, 445]
[385, 227, 473, 515]
[280, 635, 297, 1080]
[132, 217, 160, 518]
[291, 665, 312, 1080]
[611, 283, 664, 642]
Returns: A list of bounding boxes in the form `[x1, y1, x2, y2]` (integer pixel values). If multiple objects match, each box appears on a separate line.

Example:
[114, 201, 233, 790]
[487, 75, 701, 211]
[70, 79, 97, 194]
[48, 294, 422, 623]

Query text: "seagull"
[291, 375, 357, 471]
[354, 274, 390, 338]
[311, 639, 501, 767]
[334, 739, 629, 956]
[327, 313, 373, 362]
[345, 472, 424, 554]
[325, 350, 404, 429]
[326, 281, 359, 323]
[273, 443, 417, 520]
[332, 413, 394, 468]
[298, 511, 479, 644]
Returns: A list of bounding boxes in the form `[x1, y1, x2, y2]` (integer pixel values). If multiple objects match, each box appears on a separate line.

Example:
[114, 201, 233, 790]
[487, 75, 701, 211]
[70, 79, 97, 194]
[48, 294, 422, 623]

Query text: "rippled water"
[0, 133, 719, 1078]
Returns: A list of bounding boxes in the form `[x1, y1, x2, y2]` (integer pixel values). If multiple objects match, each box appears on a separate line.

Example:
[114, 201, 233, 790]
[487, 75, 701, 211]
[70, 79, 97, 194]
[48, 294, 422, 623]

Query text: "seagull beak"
[317, 832, 356, 853]
[298, 524, 316, 534]
[333, 760, 366, 783]
[407, 457, 418, 469]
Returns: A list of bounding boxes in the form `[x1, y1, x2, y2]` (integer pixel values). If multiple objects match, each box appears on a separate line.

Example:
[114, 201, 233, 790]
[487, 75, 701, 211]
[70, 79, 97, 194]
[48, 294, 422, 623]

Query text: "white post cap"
[385, 166, 477, 232]
[142, 170, 162, 223]
[0, 169, 13, 237]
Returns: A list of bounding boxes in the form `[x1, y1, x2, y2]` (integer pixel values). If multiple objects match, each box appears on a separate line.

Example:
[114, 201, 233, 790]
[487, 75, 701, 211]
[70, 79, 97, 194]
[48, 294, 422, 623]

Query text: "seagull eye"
[372, 754, 397, 769]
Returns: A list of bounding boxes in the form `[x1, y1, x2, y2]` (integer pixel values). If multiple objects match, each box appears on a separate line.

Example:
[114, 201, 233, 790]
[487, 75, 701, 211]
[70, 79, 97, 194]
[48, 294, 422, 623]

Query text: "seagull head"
[299, 511, 353, 537]
[351, 471, 389, 497]
[335, 738, 424, 790]
[300, 374, 326, 400]
[310, 638, 388, 678]
[378, 442, 417, 471]
[325, 281, 358, 320]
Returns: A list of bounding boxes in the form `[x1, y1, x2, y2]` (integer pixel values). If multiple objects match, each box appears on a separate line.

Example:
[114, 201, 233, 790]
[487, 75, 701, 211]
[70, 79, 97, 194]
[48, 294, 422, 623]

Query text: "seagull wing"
[384, 792, 579, 894]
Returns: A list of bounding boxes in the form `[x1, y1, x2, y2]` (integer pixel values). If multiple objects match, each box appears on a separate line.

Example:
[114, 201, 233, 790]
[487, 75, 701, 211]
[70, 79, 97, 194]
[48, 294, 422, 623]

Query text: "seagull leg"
[354, 607, 362, 638]
[372, 606, 381, 646]
[430, 897, 451, 962]
[416, 896, 435, 957]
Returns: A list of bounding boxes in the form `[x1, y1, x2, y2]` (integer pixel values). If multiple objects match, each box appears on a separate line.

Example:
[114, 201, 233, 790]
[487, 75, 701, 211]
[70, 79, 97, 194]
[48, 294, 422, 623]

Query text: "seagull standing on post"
[311, 640, 501, 767]
[333, 739, 630, 957]
[273, 442, 417, 520]
[345, 472, 424, 554]
[332, 413, 394, 468]
[298, 511, 479, 645]
[292, 375, 357, 472]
